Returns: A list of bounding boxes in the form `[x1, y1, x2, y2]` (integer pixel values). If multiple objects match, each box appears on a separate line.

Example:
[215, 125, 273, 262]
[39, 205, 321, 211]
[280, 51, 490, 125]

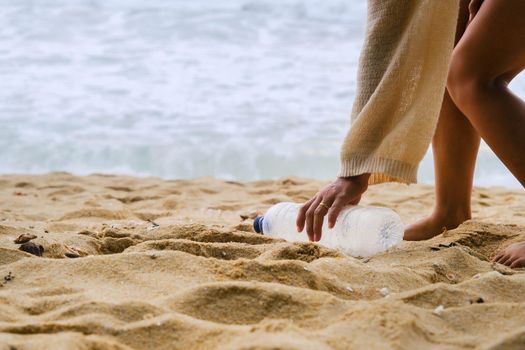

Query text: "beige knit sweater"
[339, 0, 460, 184]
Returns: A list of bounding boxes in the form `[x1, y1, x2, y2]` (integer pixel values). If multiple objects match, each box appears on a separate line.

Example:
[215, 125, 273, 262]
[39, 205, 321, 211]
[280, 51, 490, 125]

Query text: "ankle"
[432, 207, 471, 229]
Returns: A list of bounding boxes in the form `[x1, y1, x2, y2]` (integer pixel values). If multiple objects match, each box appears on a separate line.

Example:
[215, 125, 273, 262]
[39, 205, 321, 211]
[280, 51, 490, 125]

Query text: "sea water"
[0, 0, 523, 188]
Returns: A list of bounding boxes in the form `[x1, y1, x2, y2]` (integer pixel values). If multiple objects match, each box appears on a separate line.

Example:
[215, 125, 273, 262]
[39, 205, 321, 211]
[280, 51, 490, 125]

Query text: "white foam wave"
[0, 0, 523, 189]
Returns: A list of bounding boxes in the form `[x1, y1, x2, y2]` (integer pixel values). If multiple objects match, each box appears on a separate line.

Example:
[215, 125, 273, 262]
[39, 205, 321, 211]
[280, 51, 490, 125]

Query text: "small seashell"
[303, 267, 310, 271]
[379, 287, 390, 297]
[19, 242, 44, 256]
[433, 305, 445, 315]
[14, 234, 37, 244]
[446, 273, 456, 281]
[346, 286, 354, 292]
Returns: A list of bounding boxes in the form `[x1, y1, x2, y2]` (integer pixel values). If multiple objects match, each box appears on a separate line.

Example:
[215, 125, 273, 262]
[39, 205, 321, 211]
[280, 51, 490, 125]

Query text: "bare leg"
[408, 0, 525, 268]
[403, 92, 480, 240]
[447, 0, 525, 188]
[449, 0, 525, 267]
[405, 0, 479, 241]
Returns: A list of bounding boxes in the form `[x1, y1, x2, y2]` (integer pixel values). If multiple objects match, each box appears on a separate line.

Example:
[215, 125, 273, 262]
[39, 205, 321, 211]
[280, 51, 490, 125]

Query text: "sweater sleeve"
[339, 0, 460, 184]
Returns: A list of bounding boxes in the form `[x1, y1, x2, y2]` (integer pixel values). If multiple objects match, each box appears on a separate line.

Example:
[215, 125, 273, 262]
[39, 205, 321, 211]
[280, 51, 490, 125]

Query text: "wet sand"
[0, 173, 524, 349]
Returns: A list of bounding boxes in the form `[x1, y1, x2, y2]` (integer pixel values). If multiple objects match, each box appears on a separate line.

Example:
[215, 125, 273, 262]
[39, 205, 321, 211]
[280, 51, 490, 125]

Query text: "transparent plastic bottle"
[253, 202, 404, 257]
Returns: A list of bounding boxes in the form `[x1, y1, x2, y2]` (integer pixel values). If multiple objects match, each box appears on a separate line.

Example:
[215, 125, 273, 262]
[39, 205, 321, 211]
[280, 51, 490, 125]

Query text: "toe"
[494, 251, 508, 264]
[492, 251, 504, 262]
[511, 258, 525, 268]
[503, 255, 519, 267]
[498, 254, 513, 266]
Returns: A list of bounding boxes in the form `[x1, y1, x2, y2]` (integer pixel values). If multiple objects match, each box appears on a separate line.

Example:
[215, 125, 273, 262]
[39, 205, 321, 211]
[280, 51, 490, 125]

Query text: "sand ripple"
[0, 173, 524, 349]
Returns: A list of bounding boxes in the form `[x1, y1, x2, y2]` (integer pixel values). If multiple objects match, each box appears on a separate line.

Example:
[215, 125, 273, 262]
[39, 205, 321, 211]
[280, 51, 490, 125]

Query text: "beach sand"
[0, 173, 524, 349]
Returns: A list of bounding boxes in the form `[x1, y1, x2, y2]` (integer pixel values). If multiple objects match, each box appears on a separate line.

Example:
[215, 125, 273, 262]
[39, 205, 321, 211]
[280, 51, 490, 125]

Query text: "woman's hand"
[296, 173, 370, 242]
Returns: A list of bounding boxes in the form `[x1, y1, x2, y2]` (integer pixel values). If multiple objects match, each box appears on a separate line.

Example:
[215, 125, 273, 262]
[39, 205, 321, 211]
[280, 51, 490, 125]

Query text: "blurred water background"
[1, 0, 523, 188]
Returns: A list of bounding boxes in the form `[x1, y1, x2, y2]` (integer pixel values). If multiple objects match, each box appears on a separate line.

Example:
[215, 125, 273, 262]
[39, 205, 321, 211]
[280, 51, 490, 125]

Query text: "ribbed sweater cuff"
[338, 154, 417, 185]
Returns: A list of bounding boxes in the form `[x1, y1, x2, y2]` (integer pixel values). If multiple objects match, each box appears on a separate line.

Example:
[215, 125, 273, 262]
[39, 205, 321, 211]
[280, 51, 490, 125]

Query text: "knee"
[446, 50, 506, 112]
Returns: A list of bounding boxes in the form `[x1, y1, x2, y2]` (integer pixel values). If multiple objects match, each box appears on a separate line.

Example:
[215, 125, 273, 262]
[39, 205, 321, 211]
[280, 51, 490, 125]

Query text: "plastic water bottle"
[253, 202, 404, 257]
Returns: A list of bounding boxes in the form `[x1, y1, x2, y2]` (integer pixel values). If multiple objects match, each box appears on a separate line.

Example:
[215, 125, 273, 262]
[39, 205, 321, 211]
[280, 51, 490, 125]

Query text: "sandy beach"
[0, 172, 524, 349]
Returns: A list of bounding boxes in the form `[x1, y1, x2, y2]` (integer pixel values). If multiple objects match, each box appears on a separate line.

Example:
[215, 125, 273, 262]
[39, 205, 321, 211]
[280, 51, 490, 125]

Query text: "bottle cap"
[253, 216, 264, 234]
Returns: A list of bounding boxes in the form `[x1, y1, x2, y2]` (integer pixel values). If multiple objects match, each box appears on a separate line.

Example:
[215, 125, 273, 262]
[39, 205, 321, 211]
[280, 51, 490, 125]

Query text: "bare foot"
[493, 241, 525, 268]
[404, 211, 470, 241]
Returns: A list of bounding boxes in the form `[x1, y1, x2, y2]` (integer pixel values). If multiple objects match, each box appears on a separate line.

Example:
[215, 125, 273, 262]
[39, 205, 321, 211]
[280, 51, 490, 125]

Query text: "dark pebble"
[438, 242, 457, 248]
[4, 272, 14, 282]
[19, 242, 44, 257]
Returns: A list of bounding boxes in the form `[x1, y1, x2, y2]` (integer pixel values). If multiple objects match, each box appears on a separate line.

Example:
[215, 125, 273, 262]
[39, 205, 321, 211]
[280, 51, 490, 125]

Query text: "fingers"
[296, 196, 316, 233]
[313, 196, 335, 242]
[305, 196, 322, 241]
[327, 197, 346, 229]
[327, 194, 362, 229]
[299, 176, 370, 243]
